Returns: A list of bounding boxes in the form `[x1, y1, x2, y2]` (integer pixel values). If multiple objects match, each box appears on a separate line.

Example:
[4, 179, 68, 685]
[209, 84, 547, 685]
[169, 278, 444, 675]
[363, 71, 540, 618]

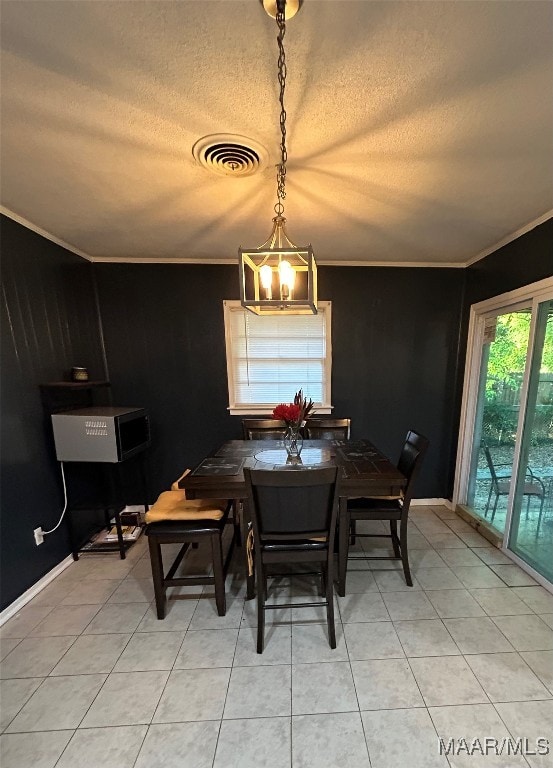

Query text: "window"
[224, 300, 332, 415]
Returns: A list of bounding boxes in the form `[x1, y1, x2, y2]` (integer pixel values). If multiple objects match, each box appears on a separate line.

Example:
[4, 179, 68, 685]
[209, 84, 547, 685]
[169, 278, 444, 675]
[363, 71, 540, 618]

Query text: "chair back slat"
[305, 418, 351, 440]
[242, 419, 287, 440]
[397, 429, 429, 506]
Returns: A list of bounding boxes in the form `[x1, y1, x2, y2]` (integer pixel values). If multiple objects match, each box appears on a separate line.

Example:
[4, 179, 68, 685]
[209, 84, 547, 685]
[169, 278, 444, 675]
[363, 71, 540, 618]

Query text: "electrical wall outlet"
[33, 527, 44, 546]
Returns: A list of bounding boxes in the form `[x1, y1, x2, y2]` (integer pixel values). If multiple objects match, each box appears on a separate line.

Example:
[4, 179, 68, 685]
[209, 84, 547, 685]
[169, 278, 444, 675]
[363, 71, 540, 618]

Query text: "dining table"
[181, 438, 407, 597]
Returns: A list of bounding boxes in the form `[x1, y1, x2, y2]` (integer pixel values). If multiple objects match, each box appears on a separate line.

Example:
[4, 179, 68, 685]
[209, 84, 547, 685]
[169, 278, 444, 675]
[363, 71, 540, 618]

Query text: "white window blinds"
[224, 301, 332, 413]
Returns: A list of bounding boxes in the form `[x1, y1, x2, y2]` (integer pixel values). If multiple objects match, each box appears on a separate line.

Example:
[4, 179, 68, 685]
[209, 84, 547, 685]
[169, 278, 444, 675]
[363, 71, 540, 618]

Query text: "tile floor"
[1, 505, 552, 768]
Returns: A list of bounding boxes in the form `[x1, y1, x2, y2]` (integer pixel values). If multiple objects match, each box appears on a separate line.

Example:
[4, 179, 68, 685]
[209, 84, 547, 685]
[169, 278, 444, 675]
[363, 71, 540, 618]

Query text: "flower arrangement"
[272, 389, 315, 429]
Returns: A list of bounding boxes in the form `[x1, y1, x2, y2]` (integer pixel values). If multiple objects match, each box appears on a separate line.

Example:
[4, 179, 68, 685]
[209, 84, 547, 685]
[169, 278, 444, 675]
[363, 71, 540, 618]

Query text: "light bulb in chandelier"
[259, 264, 273, 299]
[278, 259, 295, 300]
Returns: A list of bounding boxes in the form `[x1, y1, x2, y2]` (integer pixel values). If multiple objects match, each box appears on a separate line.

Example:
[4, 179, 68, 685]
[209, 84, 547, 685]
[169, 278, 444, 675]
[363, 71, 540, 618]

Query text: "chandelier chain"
[275, 0, 287, 216]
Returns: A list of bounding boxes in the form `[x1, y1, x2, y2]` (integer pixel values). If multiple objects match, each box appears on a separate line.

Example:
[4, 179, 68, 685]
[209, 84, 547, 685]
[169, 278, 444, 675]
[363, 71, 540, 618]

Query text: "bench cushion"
[145, 490, 227, 523]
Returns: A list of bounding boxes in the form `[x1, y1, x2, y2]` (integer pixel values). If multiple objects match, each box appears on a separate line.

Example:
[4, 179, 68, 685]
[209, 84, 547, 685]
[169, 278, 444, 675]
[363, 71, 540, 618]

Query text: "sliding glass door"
[508, 299, 553, 580]
[466, 306, 531, 534]
[456, 279, 553, 586]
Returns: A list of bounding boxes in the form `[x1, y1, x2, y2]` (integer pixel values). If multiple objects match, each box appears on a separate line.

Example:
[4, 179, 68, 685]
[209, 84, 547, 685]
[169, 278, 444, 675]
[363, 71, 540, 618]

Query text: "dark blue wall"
[465, 219, 552, 305]
[0, 216, 107, 610]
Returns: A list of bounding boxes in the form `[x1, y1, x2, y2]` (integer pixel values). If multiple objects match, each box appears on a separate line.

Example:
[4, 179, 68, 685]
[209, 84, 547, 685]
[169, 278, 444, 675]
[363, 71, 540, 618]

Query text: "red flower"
[272, 390, 315, 427]
[272, 403, 301, 424]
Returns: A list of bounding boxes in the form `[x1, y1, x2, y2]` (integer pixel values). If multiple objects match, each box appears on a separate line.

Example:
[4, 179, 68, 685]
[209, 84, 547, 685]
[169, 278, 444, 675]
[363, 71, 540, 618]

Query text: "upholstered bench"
[145, 474, 234, 619]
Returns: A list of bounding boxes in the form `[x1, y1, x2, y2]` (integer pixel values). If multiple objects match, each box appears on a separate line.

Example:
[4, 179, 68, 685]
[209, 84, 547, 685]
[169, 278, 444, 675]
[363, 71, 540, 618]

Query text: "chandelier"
[238, 0, 317, 315]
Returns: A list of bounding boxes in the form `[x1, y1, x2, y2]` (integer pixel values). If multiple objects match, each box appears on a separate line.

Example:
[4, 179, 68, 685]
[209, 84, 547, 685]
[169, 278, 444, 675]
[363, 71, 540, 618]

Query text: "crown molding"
[90, 256, 466, 268]
[0, 206, 94, 261]
[317, 260, 465, 268]
[464, 210, 553, 267]
[90, 256, 235, 264]
[2, 205, 550, 269]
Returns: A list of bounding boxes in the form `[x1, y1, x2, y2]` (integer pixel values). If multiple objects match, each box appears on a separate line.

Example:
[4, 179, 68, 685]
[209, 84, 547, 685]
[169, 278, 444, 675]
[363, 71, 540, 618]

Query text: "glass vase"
[284, 424, 303, 460]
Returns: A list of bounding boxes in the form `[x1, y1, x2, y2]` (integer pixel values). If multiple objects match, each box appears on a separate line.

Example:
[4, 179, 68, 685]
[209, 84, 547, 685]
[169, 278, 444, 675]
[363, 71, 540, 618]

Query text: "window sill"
[229, 405, 333, 417]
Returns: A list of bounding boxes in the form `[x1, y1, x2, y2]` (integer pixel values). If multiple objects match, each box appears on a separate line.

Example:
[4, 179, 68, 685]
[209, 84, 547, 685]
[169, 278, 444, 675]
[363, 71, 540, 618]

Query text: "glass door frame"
[453, 276, 553, 590]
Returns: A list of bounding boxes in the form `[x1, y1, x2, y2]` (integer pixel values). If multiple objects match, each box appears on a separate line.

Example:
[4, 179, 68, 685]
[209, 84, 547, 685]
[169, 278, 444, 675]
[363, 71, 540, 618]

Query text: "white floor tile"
[494, 700, 553, 768]
[55, 725, 147, 768]
[351, 658, 424, 710]
[0, 636, 77, 679]
[443, 617, 514, 654]
[51, 633, 131, 675]
[490, 565, 538, 587]
[451, 566, 505, 590]
[153, 667, 229, 723]
[382, 591, 438, 621]
[215, 717, 291, 768]
[292, 662, 357, 715]
[393, 619, 459, 657]
[82, 670, 168, 727]
[429, 703, 529, 767]
[137, 600, 197, 632]
[225, 664, 291, 718]
[233, 625, 292, 666]
[466, 652, 551, 702]
[114, 631, 184, 672]
[173, 628, 237, 669]
[426, 589, 486, 619]
[491, 615, 553, 651]
[362, 708, 448, 768]
[6, 674, 106, 732]
[470, 588, 534, 616]
[414, 568, 465, 591]
[135, 721, 219, 768]
[292, 623, 347, 664]
[0, 606, 54, 639]
[409, 655, 488, 706]
[338, 592, 390, 623]
[512, 587, 553, 614]
[520, 650, 553, 693]
[344, 621, 404, 661]
[292, 712, 370, 768]
[0, 678, 43, 730]
[0, 731, 73, 768]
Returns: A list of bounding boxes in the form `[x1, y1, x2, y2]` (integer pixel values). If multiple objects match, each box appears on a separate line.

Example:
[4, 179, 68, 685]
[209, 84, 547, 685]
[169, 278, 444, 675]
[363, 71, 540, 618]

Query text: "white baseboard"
[411, 498, 454, 509]
[0, 555, 74, 626]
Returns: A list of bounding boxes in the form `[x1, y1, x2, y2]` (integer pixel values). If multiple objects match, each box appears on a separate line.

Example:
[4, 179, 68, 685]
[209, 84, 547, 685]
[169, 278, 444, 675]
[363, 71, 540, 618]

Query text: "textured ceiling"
[1, 0, 552, 266]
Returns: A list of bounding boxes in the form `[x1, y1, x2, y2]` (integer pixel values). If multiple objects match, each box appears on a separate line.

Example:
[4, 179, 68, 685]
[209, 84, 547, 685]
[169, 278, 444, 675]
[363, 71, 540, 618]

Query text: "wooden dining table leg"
[337, 497, 350, 597]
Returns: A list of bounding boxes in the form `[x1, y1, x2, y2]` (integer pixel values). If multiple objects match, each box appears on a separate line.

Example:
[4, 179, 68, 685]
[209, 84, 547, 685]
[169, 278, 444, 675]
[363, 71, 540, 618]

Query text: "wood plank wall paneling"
[94, 263, 466, 501]
[466, 219, 553, 306]
[94, 264, 241, 500]
[0, 215, 107, 610]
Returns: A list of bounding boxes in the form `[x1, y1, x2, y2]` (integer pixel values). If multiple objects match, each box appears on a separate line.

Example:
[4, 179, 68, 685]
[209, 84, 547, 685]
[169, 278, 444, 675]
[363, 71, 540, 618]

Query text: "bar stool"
[145, 472, 234, 618]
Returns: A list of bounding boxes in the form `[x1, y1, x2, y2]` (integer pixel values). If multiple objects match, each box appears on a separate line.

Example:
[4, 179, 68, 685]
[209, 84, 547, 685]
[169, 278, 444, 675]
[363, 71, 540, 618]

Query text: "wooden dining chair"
[305, 418, 351, 440]
[145, 471, 235, 619]
[338, 430, 429, 592]
[244, 466, 340, 653]
[242, 418, 287, 440]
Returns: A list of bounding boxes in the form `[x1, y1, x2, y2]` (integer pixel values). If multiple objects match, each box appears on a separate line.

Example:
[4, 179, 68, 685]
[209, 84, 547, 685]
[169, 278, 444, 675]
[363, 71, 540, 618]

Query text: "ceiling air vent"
[192, 134, 268, 177]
